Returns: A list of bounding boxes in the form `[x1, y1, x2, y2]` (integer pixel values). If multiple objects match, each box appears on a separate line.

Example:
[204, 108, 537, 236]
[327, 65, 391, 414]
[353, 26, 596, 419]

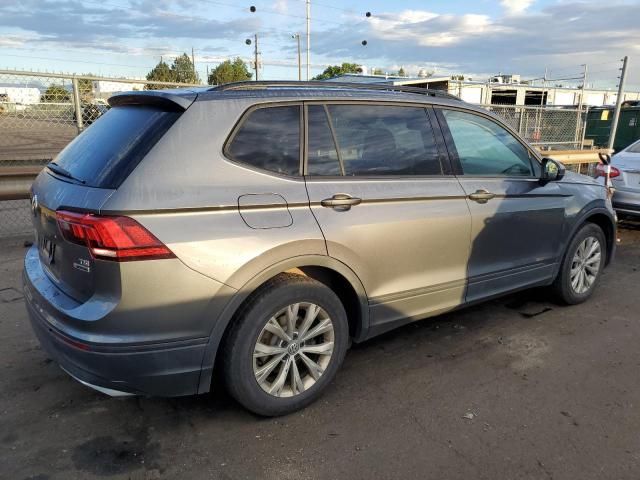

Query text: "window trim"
[303, 100, 452, 179]
[433, 105, 542, 179]
[222, 101, 304, 178]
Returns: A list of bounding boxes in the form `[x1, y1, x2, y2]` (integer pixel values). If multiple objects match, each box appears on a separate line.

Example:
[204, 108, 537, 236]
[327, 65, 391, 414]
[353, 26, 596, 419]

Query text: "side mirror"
[540, 157, 565, 185]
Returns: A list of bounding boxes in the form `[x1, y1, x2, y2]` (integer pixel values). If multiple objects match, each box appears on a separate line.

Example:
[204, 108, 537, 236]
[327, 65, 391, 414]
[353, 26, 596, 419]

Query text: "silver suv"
[24, 82, 616, 416]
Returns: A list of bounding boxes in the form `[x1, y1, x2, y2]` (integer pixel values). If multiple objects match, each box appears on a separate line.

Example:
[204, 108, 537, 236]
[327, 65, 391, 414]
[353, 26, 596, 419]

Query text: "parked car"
[597, 138, 640, 218]
[24, 82, 616, 416]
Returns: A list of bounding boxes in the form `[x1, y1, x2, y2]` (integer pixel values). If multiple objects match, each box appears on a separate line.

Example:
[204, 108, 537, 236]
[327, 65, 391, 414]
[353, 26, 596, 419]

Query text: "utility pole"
[609, 56, 629, 150]
[191, 47, 196, 79]
[576, 64, 587, 144]
[254, 34, 259, 81]
[306, 0, 311, 80]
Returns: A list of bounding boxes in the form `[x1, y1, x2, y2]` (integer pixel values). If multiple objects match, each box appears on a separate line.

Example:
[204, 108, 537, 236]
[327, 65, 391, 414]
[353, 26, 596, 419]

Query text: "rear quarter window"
[225, 105, 301, 176]
[52, 105, 180, 189]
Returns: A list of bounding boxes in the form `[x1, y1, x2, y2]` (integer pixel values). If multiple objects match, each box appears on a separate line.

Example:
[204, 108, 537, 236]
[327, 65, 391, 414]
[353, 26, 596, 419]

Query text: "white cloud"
[312, 1, 640, 88]
[368, 10, 502, 47]
[273, 0, 288, 14]
[501, 0, 535, 16]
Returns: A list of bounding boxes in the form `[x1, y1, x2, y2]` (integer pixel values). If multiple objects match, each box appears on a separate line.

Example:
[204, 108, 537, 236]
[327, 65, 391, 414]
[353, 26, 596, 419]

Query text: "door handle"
[468, 189, 496, 204]
[320, 194, 362, 211]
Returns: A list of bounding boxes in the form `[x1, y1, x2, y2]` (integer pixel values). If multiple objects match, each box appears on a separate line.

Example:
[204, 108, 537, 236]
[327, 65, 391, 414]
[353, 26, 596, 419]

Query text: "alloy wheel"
[570, 236, 602, 294]
[252, 302, 335, 398]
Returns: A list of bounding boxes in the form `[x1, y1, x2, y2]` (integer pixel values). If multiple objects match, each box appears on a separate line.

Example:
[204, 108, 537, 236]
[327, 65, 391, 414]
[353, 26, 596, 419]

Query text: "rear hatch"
[30, 91, 194, 303]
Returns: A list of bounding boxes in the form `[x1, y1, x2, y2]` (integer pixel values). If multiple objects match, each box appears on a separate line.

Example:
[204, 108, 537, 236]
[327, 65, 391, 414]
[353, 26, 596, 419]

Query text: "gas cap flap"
[238, 193, 293, 229]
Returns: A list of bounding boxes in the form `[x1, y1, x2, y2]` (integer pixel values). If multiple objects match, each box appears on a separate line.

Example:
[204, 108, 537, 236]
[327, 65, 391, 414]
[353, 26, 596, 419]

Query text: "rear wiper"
[47, 162, 86, 184]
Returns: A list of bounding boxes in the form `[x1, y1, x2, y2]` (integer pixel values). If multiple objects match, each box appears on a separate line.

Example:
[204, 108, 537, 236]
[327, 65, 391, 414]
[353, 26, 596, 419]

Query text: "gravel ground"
[1, 222, 640, 480]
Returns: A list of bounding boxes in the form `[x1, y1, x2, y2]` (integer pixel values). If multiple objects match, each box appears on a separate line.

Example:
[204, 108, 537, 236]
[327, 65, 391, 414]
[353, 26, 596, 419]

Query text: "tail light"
[595, 164, 621, 179]
[56, 210, 175, 262]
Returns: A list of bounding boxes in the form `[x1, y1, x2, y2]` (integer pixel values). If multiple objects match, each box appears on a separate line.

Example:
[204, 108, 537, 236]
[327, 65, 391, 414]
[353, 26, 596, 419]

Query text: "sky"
[1, 0, 639, 90]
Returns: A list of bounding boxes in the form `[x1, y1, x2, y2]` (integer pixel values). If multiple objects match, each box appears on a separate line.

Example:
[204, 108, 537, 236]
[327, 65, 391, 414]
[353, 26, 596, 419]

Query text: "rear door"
[303, 102, 471, 332]
[435, 107, 567, 302]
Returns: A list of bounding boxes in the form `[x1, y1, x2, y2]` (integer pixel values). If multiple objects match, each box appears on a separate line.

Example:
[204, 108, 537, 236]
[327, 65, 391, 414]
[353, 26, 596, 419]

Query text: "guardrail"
[0, 166, 42, 200]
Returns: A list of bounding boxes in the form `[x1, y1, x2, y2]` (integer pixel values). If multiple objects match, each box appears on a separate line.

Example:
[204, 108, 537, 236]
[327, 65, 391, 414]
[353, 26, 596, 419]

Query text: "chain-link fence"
[480, 104, 589, 151]
[0, 69, 201, 238]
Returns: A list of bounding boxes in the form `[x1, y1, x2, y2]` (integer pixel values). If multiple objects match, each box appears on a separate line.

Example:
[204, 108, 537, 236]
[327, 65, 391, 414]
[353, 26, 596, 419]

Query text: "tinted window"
[307, 105, 341, 175]
[227, 105, 301, 176]
[52, 106, 180, 189]
[442, 109, 533, 176]
[318, 105, 441, 176]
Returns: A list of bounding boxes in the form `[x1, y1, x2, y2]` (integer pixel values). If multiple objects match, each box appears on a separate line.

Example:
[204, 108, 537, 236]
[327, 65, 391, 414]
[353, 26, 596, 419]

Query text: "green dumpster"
[585, 105, 640, 152]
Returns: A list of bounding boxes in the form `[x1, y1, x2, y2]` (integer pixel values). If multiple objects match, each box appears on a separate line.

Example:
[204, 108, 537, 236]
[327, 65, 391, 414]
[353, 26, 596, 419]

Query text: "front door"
[303, 102, 471, 334]
[435, 107, 568, 302]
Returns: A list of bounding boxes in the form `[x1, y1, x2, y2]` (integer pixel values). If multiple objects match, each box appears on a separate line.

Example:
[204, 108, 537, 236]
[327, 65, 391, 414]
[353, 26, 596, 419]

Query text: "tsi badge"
[73, 258, 91, 273]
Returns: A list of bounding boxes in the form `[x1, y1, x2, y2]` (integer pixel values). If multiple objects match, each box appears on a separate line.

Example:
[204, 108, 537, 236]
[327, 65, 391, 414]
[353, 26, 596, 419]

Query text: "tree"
[372, 68, 384, 75]
[77, 74, 94, 102]
[312, 62, 362, 80]
[41, 85, 70, 102]
[207, 58, 253, 85]
[398, 67, 406, 77]
[171, 53, 200, 84]
[145, 54, 200, 89]
[146, 59, 175, 90]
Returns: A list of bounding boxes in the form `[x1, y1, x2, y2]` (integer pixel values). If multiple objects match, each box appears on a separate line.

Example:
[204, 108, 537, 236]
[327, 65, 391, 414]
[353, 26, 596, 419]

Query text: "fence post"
[518, 108, 525, 136]
[71, 77, 83, 134]
[580, 106, 589, 150]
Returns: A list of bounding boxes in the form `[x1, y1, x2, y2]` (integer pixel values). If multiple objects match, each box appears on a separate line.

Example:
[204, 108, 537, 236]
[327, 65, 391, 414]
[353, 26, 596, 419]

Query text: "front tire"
[222, 273, 349, 416]
[552, 223, 606, 304]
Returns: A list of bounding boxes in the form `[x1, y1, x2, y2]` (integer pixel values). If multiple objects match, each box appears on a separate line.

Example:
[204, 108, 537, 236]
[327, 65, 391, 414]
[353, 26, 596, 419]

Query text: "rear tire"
[222, 273, 349, 416]
[551, 223, 606, 305]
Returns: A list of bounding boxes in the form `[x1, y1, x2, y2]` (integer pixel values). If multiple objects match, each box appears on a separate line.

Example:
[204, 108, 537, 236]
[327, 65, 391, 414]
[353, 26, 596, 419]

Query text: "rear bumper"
[613, 189, 640, 217]
[23, 253, 209, 397]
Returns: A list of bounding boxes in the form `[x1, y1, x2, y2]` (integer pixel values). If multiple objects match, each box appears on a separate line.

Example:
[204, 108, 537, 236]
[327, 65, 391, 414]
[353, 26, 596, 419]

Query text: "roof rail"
[209, 80, 461, 101]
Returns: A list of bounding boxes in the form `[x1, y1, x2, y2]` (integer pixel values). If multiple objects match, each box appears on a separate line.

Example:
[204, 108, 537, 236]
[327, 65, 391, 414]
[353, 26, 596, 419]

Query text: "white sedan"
[597, 138, 640, 218]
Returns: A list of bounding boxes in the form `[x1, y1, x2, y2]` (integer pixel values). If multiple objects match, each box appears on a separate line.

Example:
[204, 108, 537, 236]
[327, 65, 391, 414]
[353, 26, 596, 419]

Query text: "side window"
[307, 105, 341, 175]
[308, 104, 442, 176]
[226, 105, 300, 176]
[441, 109, 533, 177]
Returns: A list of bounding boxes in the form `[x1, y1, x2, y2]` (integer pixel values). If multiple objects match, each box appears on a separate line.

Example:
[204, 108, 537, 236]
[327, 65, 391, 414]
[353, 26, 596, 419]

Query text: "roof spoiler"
[108, 90, 197, 111]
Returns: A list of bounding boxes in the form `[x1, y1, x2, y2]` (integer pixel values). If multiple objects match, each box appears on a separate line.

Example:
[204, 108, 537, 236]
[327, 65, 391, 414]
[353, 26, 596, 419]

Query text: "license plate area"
[39, 235, 57, 266]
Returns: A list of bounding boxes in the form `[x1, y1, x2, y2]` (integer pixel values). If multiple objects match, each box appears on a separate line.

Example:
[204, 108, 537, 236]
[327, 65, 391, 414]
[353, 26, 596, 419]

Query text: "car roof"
[195, 80, 466, 108]
[108, 81, 483, 113]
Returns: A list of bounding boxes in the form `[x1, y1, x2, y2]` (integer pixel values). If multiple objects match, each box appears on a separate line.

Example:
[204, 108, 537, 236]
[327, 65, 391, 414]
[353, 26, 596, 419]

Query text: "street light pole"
[293, 34, 301, 81]
[306, 0, 311, 80]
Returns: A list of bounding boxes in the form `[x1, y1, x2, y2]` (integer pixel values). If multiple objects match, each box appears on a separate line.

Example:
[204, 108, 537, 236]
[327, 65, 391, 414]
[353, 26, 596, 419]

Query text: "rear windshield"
[51, 105, 180, 189]
[626, 140, 640, 153]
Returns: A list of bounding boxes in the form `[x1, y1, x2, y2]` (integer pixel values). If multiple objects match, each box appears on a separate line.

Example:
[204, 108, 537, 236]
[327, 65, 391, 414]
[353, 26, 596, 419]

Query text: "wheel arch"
[577, 208, 616, 266]
[197, 255, 369, 394]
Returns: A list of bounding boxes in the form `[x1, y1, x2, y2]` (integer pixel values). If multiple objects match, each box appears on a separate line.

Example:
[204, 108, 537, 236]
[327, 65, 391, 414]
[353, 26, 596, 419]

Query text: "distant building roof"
[322, 74, 452, 87]
[323, 74, 399, 84]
